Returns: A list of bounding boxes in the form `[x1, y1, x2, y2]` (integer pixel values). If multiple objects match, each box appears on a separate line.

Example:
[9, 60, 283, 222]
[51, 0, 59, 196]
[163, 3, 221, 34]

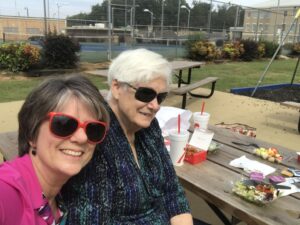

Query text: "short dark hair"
[18, 74, 109, 156]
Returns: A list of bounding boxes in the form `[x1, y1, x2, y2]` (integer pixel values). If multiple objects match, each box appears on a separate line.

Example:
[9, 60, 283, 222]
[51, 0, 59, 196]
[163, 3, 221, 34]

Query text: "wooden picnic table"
[91, 60, 214, 109]
[1, 126, 299, 224]
[176, 126, 300, 225]
[89, 60, 205, 87]
[170, 60, 205, 87]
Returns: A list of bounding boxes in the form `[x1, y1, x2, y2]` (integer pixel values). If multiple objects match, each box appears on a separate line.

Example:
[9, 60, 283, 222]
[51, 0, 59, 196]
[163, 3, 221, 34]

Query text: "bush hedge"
[0, 43, 40, 72]
[41, 32, 80, 68]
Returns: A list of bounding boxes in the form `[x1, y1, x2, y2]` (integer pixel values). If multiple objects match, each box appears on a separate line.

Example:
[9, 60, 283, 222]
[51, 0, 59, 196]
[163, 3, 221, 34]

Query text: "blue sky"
[0, 0, 265, 18]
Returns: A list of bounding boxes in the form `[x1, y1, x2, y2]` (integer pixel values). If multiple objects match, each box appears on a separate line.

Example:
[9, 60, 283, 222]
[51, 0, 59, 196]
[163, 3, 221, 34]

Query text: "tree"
[66, 0, 242, 32]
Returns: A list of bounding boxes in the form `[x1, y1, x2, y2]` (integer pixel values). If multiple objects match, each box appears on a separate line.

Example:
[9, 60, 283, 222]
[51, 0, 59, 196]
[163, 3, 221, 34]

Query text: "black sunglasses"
[122, 82, 168, 104]
[47, 112, 107, 144]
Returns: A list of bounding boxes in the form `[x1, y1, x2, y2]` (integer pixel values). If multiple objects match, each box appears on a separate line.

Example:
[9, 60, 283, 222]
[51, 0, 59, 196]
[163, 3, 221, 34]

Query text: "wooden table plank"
[176, 160, 300, 225]
[87, 61, 205, 78]
[0, 131, 18, 160]
[178, 126, 300, 224]
[171, 61, 205, 70]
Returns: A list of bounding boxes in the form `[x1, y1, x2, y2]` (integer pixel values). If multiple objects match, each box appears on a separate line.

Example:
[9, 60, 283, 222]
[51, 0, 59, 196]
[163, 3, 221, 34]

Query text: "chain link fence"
[1, 0, 299, 62]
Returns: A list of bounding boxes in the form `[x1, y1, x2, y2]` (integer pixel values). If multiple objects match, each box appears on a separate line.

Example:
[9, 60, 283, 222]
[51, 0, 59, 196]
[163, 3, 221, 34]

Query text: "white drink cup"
[193, 112, 210, 130]
[169, 129, 189, 166]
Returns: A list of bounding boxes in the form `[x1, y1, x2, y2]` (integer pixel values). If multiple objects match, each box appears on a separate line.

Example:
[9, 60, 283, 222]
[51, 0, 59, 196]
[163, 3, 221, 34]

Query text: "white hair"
[107, 48, 172, 87]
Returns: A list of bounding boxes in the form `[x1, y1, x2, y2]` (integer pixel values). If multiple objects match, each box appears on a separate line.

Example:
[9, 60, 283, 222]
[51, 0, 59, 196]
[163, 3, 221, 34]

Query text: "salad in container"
[232, 179, 280, 205]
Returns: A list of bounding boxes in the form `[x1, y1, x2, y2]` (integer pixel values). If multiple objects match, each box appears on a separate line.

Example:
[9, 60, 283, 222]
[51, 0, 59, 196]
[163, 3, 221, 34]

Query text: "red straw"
[177, 144, 188, 163]
[178, 114, 181, 134]
[201, 101, 205, 115]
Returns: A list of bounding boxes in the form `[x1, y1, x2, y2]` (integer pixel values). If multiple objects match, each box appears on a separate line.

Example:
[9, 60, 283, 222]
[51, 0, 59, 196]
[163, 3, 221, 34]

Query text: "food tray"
[232, 180, 280, 205]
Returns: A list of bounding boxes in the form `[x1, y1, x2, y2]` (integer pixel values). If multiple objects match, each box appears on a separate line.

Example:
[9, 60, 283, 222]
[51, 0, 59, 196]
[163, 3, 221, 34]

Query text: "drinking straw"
[177, 144, 188, 164]
[201, 101, 205, 115]
[178, 114, 181, 134]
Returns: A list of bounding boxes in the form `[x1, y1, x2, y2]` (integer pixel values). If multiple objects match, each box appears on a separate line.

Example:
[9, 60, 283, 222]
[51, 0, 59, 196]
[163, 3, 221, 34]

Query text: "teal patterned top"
[62, 105, 190, 224]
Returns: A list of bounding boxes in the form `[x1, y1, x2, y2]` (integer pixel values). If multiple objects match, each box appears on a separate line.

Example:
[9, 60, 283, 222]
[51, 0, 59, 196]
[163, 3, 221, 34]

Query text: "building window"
[26, 28, 41, 34]
[247, 11, 251, 17]
[261, 11, 271, 19]
[252, 11, 258, 18]
[246, 23, 251, 31]
[252, 23, 257, 32]
[264, 24, 269, 32]
[3, 27, 18, 33]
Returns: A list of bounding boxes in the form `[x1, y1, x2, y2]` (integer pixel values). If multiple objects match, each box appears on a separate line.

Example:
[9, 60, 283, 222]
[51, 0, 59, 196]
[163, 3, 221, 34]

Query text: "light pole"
[56, 2, 68, 33]
[107, 0, 112, 60]
[273, 0, 280, 42]
[161, 0, 165, 38]
[43, 0, 47, 35]
[143, 9, 153, 27]
[180, 5, 190, 29]
[207, 0, 213, 38]
[112, 7, 115, 30]
[47, 0, 50, 18]
[176, 0, 180, 58]
[24, 7, 29, 17]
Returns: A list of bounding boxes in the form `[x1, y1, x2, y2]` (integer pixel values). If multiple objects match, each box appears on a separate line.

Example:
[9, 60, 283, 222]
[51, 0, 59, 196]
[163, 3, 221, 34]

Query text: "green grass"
[0, 74, 108, 103]
[0, 58, 299, 103]
[188, 58, 300, 92]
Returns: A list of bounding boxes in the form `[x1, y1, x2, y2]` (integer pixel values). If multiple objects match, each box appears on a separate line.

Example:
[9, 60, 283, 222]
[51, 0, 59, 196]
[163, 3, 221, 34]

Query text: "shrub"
[215, 39, 224, 48]
[41, 32, 80, 68]
[186, 41, 220, 61]
[240, 39, 259, 61]
[291, 43, 300, 56]
[260, 40, 280, 58]
[257, 42, 266, 58]
[221, 42, 244, 60]
[0, 43, 40, 72]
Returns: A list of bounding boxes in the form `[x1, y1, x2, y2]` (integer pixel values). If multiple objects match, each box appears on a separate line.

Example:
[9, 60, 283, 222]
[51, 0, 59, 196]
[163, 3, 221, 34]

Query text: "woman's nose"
[70, 127, 89, 144]
[147, 97, 160, 110]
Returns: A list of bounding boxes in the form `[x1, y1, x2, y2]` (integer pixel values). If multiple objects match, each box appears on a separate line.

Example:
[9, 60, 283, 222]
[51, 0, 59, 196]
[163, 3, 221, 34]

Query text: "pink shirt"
[0, 155, 66, 225]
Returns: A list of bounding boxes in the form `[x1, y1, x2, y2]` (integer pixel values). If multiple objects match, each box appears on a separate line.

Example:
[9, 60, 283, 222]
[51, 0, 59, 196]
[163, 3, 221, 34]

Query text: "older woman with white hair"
[63, 49, 209, 225]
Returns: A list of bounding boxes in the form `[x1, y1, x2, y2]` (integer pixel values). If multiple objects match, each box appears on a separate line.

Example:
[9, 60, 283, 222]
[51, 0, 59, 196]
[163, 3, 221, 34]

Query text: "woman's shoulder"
[0, 179, 24, 224]
[0, 179, 21, 201]
[0, 155, 32, 181]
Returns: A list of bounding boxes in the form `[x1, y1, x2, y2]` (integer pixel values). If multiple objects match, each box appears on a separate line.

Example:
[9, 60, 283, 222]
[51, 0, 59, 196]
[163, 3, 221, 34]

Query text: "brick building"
[0, 16, 65, 41]
[243, 0, 300, 43]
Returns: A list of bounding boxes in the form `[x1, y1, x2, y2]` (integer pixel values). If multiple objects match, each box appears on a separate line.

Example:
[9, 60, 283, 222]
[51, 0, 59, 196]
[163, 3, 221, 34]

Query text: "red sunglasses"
[47, 112, 107, 144]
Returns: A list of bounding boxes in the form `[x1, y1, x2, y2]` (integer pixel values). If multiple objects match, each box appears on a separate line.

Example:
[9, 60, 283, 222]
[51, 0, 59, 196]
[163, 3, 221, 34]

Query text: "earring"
[31, 147, 37, 156]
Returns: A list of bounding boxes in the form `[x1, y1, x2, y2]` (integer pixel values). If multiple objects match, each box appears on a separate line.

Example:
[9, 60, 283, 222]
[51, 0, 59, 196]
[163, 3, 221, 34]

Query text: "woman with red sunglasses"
[63, 49, 209, 225]
[0, 75, 109, 225]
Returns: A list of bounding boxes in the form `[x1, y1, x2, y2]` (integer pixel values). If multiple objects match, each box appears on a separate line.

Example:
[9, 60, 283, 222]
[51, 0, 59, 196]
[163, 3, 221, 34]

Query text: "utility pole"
[161, 0, 164, 38]
[176, 0, 180, 58]
[125, 0, 127, 27]
[43, 0, 47, 35]
[47, 0, 50, 18]
[233, 5, 239, 41]
[273, 0, 280, 43]
[24, 7, 29, 17]
[107, 0, 112, 61]
[207, 0, 212, 39]
[255, 9, 260, 41]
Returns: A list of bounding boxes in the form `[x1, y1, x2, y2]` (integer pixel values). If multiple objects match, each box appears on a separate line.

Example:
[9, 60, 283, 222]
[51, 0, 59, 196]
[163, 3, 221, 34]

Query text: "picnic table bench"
[0, 131, 18, 161]
[88, 60, 218, 109]
[170, 77, 218, 109]
[280, 101, 300, 133]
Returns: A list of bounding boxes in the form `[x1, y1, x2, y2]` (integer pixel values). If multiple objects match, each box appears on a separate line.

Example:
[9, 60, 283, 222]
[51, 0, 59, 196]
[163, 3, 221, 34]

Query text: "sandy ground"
[165, 89, 300, 151]
[0, 88, 299, 225]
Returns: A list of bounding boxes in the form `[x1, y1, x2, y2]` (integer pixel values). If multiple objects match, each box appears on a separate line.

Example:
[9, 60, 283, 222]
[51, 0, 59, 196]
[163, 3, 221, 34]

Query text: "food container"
[185, 150, 207, 164]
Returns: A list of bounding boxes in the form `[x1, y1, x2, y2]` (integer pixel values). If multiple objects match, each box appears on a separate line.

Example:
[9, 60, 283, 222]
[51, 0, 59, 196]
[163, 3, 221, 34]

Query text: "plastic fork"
[231, 141, 260, 148]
